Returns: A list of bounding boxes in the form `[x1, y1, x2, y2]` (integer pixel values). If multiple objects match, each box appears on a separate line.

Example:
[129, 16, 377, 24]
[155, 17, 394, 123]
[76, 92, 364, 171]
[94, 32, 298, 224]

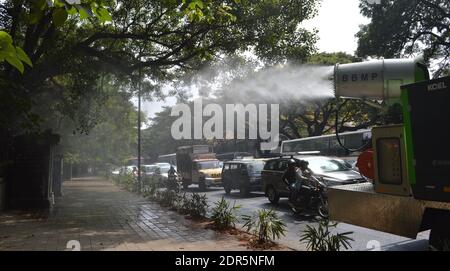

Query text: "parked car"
[262, 155, 367, 204]
[119, 166, 136, 176]
[155, 162, 172, 168]
[221, 159, 265, 196]
[142, 164, 159, 176]
[111, 167, 121, 176]
[154, 164, 172, 180]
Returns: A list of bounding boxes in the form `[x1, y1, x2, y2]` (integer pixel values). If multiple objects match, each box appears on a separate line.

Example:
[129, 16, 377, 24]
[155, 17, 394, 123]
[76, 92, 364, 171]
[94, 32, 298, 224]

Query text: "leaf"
[3, 43, 17, 57]
[5, 55, 24, 73]
[188, 2, 197, 10]
[97, 7, 112, 22]
[66, 6, 78, 15]
[77, 5, 91, 19]
[52, 8, 68, 27]
[195, 0, 204, 9]
[0, 30, 13, 45]
[15, 46, 33, 67]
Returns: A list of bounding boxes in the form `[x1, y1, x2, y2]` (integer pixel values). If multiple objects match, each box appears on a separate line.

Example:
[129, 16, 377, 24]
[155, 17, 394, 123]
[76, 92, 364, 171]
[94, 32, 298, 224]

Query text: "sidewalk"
[0, 177, 252, 251]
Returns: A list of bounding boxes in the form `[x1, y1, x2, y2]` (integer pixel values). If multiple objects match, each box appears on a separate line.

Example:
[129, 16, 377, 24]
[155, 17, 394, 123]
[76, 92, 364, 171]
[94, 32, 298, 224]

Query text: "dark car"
[216, 152, 253, 161]
[221, 159, 266, 196]
[262, 155, 366, 204]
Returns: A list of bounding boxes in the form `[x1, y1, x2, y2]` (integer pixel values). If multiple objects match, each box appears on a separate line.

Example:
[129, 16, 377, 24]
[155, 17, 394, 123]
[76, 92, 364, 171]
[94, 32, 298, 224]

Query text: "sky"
[137, 0, 371, 122]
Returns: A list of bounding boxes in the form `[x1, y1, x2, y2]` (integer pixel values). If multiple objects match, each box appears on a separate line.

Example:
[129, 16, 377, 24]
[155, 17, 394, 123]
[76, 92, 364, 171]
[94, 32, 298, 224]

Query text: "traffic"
[111, 142, 368, 220]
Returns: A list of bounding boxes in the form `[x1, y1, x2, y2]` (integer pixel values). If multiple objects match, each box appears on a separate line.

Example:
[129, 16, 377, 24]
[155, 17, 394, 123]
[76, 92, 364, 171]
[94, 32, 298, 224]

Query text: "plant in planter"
[120, 173, 135, 192]
[211, 197, 241, 230]
[161, 189, 179, 208]
[174, 192, 188, 213]
[144, 176, 161, 200]
[153, 189, 165, 202]
[184, 193, 208, 219]
[242, 209, 286, 244]
[299, 219, 353, 251]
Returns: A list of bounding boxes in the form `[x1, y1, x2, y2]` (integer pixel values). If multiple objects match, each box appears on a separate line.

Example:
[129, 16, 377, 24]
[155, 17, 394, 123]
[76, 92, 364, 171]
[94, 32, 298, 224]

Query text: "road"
[183, 185, 430, 251]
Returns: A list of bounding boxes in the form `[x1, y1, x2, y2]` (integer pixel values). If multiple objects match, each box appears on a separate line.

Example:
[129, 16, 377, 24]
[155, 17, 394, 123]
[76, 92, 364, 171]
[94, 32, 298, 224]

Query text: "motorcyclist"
[288, 160, 316, 213]
[282, 159, 298, 187]
[168, 164, 176, 177]
[167, 164, 178, 191]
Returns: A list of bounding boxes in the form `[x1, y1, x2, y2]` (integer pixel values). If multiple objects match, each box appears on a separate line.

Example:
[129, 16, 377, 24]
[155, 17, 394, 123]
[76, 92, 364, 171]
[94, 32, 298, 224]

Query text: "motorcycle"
[287, 175, 329, 218]
[166, 173, 180, 192]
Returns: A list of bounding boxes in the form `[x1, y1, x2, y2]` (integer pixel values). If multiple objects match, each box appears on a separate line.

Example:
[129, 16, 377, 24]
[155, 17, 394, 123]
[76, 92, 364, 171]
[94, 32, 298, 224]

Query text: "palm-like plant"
[242, 209, 286, 243]
[184, 193, 209, 218]
[211, 197, 241, 230]
[300, 219, 353, 251]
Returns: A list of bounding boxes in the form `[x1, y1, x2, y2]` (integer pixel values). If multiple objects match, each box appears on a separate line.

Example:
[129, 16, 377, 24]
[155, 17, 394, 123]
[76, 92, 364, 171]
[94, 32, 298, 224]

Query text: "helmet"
[287, 159, 297, 167]
[298, 160, 309, 168]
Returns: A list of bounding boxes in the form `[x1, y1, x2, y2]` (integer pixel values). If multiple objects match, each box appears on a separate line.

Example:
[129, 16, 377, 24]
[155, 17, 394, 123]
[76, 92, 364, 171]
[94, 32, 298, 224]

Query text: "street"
[183, 185, 430, 251]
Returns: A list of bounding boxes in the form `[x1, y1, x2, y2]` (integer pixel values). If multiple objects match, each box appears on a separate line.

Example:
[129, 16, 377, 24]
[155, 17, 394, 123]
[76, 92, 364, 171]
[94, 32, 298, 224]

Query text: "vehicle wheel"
[317, 196, 329, 219]
[240, 185, 249, 197]
[198, 179, 207, 191]
[267, 186, 279, 204]
[223, 182, 231, 195]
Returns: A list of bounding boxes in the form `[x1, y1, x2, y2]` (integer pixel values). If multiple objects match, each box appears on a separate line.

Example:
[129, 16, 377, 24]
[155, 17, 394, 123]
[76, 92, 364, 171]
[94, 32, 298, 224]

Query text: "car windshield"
[305, 158, 350, 173]
[246, 162, 264, 174]
[144, 165, 158, 173]
[197, 161, 221, 169]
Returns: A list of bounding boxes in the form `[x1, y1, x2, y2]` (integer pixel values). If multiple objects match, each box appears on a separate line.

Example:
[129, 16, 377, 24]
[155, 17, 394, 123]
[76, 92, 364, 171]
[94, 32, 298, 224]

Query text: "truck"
[328, 58, 450, 250]
[176, 145, 222, 191]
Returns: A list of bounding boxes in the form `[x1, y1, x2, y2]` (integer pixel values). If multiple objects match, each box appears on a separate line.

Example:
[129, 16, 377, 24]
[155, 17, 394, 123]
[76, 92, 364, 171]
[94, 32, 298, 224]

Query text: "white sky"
[138, 0, 371, 121]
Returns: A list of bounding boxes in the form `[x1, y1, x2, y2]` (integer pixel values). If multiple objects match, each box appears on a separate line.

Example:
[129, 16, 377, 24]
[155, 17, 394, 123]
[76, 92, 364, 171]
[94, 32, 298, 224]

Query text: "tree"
[1, 0, 320, 134]
[1, 0, 320, 170]
[0, 0, 112, 72]
[356, 0, 450, 77]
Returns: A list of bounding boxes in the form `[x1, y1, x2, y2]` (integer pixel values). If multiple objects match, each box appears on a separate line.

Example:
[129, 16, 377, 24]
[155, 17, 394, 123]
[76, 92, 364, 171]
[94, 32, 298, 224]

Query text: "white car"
[111, 167, 121, 176]
[142, 164, 159, 176]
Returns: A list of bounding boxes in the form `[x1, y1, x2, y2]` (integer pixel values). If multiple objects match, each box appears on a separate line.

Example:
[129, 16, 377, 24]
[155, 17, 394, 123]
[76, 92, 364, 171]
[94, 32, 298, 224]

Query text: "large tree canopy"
[356, 0, 450, 77]
[1, 0, 321, 170]
[1, 0, 320, 133]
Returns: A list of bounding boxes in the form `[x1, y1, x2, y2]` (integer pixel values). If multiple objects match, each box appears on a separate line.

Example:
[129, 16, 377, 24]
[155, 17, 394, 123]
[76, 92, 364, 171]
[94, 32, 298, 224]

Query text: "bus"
[280, 130, 372, 157]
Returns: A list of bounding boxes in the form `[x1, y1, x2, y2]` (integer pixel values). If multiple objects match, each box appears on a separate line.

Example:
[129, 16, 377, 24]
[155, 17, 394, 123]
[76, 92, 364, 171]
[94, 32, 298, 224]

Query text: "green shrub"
[144, 176, 161, 199]
[184, 193, 209, 218]
[161, 189, 178, 207]
[242, 209, 286, 243]
[174, 192, 188, 213]
[211, 197, 241, 230]
[299, 219, 353, 251]
[153, 189, 164, 202]
[120, 173, 135, 192]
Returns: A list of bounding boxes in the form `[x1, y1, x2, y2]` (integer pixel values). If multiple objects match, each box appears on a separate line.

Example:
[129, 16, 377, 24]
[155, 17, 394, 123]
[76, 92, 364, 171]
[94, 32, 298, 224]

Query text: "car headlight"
[322, 178, 341, 186]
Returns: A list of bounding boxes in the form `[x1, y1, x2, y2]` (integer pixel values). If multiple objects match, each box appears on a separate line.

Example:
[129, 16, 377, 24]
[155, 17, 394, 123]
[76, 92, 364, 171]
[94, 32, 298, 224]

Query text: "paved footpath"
[0, 178, 250, 251]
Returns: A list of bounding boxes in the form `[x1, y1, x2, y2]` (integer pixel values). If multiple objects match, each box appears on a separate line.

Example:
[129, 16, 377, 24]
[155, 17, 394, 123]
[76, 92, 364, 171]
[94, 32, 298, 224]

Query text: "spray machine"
[328, 57, 450, 250]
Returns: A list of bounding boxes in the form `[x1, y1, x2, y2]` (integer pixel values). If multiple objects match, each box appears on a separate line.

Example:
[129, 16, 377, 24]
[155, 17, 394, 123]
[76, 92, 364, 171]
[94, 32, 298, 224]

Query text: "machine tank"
[333, 58, 429, 100]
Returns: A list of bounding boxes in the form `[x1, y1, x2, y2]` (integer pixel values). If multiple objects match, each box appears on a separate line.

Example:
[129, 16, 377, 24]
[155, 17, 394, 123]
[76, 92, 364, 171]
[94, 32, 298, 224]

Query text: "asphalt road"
[183, 185, 430, 251]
